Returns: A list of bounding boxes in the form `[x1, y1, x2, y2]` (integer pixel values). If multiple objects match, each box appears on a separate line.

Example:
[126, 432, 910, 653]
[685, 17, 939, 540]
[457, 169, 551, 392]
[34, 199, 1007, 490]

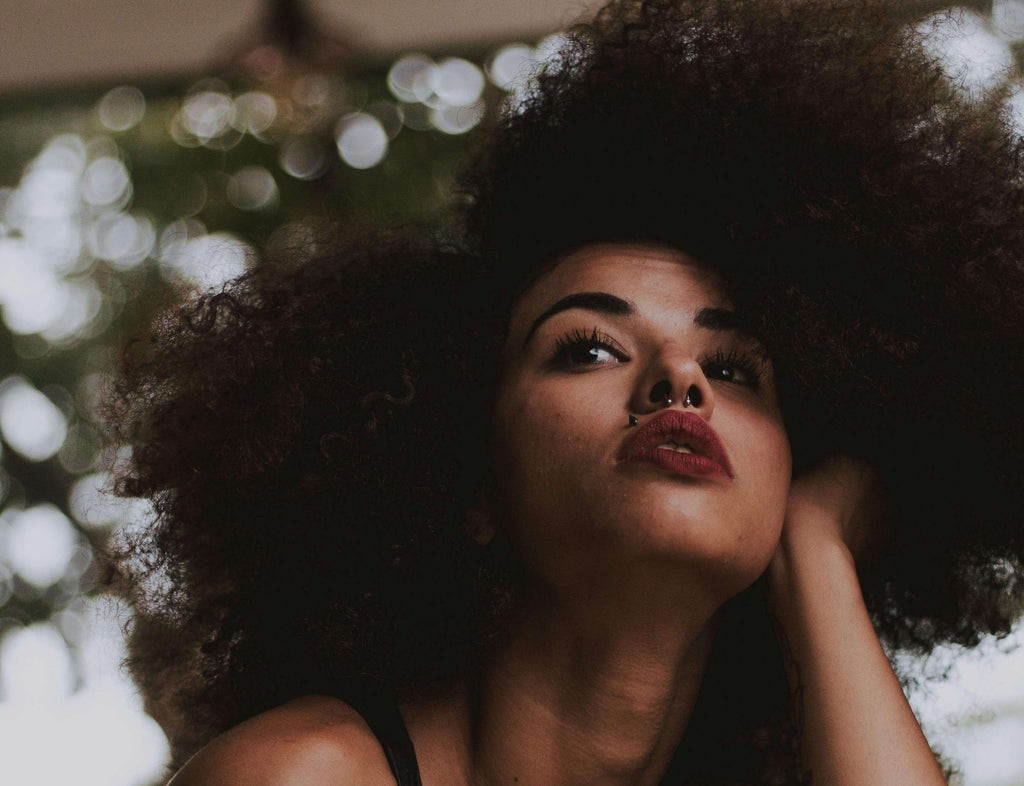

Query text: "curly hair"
[106, 0, 1024, 782]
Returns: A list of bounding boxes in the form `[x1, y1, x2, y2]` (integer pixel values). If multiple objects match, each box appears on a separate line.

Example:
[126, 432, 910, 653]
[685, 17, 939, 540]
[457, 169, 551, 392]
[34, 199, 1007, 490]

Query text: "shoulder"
[166, 695, 397, 786]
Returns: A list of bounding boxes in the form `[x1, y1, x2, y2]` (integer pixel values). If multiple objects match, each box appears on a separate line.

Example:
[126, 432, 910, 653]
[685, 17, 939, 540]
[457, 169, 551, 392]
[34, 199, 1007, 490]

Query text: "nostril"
[649, 379, 672, 403]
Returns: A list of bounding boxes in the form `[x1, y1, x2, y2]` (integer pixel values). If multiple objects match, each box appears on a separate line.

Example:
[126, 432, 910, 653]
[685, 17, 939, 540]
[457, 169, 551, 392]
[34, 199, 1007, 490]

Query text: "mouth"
[656, 440, 697, 454]
[617, 410, 733, 480]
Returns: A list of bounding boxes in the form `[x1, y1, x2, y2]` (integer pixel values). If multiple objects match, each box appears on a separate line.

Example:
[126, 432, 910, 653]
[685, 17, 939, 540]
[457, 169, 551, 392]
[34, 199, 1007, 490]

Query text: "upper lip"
[616, 410, 734, 478]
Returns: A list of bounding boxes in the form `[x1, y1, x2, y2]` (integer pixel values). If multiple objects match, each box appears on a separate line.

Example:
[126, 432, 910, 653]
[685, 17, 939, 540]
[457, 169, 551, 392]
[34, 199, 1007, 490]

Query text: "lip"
[616, 410, 733, 480]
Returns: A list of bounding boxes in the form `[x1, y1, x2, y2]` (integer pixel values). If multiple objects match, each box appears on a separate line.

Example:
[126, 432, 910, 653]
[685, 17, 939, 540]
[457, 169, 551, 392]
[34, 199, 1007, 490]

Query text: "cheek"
[490, 384, 556, 510]
[493, 383, 589, 496]
[489, 381, 615, 541]
[737, 418, 792, 547]
[489, 376, 795, 593]
[760, 422, 792, 512]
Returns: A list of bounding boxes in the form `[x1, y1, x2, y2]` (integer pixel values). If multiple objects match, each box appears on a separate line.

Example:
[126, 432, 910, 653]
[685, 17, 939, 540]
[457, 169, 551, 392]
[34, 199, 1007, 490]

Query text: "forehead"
[509, 242, 731, 337]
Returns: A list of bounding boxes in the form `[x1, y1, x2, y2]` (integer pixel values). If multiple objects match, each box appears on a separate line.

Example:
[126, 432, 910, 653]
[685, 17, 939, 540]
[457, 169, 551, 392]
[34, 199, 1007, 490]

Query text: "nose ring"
[649, 380, 696, 407]
[629, 382, 698, 426]
[649, 379, 672, 405]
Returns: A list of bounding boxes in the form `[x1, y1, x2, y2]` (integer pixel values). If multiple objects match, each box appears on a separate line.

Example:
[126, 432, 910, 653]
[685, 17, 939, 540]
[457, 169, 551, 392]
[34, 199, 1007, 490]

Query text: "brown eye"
[562, 343, 617, 366]
[552, 327, 627, 369]
[700, 348, 764, 389]
[703, 363, 750, 385]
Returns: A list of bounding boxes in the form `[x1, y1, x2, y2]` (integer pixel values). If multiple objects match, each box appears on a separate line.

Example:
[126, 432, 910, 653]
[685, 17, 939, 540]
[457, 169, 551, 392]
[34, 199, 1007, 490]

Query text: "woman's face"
[489, 243, 792, 600]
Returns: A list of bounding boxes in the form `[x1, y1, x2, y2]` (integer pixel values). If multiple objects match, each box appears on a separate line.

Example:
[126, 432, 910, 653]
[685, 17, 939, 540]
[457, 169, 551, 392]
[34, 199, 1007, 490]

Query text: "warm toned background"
[0, 0, 595, 91]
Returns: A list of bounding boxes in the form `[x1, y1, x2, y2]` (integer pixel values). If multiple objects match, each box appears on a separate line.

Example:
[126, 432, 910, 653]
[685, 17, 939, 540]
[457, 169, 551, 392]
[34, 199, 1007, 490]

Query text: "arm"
[767, 456, 946, 786]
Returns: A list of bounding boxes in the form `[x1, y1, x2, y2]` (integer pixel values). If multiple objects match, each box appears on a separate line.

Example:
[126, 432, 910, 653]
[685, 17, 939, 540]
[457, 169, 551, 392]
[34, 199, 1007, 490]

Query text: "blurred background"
[0, 0, 1022, 784]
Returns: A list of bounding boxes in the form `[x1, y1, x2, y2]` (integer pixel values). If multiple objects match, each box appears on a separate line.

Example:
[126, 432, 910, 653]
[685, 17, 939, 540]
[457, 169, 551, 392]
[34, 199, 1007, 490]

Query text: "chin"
[625, 503, 782, 594]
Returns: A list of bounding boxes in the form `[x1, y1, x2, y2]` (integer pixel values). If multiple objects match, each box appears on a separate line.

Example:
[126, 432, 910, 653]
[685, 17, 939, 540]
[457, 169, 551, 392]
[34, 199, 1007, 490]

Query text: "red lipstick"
[616, 410, 733, 480]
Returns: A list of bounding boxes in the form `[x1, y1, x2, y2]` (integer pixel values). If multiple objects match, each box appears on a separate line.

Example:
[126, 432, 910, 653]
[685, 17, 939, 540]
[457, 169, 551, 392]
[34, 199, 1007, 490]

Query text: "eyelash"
[551, 326, 766, 388]
[552, 326, 623, 362]
[701, 347, 765, 389]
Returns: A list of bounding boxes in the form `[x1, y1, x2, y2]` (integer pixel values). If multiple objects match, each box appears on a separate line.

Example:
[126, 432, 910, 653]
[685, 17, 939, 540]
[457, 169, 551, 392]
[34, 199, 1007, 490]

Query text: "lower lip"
[625, 448, 732, 480]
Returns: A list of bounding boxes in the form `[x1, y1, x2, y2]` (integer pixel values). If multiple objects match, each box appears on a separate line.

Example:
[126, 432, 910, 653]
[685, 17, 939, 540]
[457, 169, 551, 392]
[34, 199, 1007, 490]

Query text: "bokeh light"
[1004, 83, 1024, 137]
[2, 505, 78, 589]
[0, 377, 68, 462]
[0, 263, 69, 335]
[431, 101, 485, 135]
[159, 226, 252, 290]
[87, 212, 156, 270]
[82, 157, 132, 208]
[336, 112, 388, 169]
[900, 620, 1024, 786]
[292, 73, 331, 109]
[0, 623, 75, 702]
[919, 9, 1015, 97]
[97, 87, 147, 133]
[431, 58, 485, 107]
[992, 0, 1024, 39]
[0, 601, 170, 786]
[533, 33, 570, 69]
[58, 423, 101, 476]
[227, 166, 279, 211]
[279, 136, 330, 180]
[181, 90, 236, 141]
[69, 472, 151, 531]
[234, 91, 278, 135]
[487, 43, 536, 91]
[387, 54, 437, 103]
[13, 135, 85, 222]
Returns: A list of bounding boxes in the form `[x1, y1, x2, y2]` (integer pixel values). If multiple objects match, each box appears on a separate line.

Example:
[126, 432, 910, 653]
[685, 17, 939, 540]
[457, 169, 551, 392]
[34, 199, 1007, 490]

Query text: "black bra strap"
[346, 678, 424, 786]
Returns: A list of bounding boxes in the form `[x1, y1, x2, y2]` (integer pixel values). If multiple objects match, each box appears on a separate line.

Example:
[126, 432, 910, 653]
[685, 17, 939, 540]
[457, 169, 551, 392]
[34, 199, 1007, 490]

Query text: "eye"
[552, 326, 627, 369]
[700, 348, 765, 388]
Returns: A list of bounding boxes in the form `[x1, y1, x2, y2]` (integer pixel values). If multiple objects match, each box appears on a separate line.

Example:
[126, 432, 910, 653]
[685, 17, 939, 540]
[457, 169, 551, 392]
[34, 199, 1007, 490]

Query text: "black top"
[344, 678, 424, 786]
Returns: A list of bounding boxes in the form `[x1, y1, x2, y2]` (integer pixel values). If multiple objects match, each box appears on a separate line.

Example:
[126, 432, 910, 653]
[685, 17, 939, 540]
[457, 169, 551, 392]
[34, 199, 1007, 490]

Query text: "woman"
[106, 0, 1024, 783]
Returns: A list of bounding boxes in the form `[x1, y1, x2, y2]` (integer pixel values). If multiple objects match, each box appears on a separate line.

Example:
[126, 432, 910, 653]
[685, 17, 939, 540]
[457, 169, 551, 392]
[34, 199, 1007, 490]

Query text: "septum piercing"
[627, 386, 695, 426]
[665, 389, 696, 407]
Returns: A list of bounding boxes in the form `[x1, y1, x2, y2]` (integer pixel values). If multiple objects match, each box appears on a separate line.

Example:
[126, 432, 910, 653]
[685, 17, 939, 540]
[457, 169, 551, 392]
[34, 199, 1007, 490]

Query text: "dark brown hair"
[106, 1, 1024, 781]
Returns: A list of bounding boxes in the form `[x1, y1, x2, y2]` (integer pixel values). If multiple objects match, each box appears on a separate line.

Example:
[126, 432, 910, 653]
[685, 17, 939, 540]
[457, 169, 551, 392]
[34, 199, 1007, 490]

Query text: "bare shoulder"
[167, 695, 396, 786]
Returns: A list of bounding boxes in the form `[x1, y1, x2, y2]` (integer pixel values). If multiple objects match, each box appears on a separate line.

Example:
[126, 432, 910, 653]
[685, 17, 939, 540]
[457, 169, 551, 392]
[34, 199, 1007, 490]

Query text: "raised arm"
[767, 456, 947, 786]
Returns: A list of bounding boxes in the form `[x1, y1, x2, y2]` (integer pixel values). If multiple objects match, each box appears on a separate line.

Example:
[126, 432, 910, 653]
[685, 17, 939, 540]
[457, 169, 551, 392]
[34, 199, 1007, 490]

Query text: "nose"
[630, 344, 716, 420]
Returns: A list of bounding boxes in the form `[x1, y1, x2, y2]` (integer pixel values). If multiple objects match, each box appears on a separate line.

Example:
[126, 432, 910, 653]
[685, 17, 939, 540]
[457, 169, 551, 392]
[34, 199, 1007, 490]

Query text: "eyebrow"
[521, 291, 758, 349]
[522, 292, 635, 349]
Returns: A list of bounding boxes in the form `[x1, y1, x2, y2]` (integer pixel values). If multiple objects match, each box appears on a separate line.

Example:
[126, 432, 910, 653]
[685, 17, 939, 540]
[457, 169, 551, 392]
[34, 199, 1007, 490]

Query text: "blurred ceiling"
[0, 0, 594, 93]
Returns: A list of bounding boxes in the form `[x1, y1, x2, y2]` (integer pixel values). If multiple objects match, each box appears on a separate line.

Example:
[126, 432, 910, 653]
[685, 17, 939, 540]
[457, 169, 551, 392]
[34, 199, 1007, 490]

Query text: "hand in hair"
[779, 454, 887, 564]
[768, 455, 947, 785]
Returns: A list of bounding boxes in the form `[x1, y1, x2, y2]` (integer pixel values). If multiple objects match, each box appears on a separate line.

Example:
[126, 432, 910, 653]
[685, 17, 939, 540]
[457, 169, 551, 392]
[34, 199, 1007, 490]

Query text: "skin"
[462, 243, 792, 786]
[487, 243, 792, 604]
[168, 243, 945, 786]
[768, 456, 947, 785]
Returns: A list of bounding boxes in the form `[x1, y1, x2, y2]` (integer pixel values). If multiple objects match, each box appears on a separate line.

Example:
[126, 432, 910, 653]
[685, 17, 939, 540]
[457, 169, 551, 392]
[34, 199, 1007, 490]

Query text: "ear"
[463, 483, 497, 546]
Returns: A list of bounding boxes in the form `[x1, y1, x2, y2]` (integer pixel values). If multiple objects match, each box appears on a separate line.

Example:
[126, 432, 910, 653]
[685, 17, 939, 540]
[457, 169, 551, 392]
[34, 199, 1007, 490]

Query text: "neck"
[471, 571, 721, 786]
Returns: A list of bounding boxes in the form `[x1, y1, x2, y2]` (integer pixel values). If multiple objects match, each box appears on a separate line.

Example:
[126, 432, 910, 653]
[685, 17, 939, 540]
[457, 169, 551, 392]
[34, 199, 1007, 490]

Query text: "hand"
[777, 453, 886, 563]
[766, 454, 948, 786]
